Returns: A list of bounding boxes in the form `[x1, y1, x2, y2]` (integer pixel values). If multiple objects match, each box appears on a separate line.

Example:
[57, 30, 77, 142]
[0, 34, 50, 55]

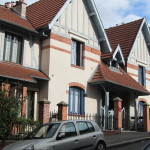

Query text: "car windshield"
[26, 123, 60, 139]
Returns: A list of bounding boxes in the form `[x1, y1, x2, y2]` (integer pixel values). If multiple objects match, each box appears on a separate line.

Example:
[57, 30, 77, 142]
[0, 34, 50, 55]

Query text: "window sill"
[71, 65, 85, 70]
[68, 114, 85, 117]
[2, 61, 22, 66]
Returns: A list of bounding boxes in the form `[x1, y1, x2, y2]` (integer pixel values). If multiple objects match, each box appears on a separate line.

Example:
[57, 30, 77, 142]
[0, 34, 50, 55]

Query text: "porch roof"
[90, 62, 150, 95]
[0, 62, 49, 83]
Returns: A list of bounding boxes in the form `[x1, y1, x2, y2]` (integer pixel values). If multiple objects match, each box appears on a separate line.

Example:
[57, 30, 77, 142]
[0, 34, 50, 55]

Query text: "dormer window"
[112, 60, 119, 68]
[3, 32, 23, 64]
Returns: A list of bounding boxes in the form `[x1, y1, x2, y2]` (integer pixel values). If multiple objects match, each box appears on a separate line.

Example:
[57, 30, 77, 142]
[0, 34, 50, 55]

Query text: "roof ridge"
[105, 18, 144, 30]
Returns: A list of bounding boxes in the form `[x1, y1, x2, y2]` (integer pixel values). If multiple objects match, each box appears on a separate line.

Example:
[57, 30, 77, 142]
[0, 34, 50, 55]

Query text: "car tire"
[96, 142, 106, 150]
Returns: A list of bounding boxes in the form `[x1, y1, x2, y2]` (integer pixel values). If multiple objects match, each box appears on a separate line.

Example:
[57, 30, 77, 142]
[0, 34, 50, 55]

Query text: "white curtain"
[11, 37, 18, 63]
[71, 40, 76, 65]
[4, 34, 11, 61]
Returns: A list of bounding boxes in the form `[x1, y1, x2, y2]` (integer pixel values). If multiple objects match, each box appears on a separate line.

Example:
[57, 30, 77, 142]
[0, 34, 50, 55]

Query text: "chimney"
[12, 0, 27, 18]
[11, 1, 16, 7]
[5, 2, 11, 8]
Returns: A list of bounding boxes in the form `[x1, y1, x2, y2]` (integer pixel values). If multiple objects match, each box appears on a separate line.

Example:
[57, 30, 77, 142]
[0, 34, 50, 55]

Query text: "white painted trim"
[49, 0, 72, 29]
[48, 0, 112, 53]
[113, 44, 125, 65]
[91, 0, 112, 52]
[128, 19, 145, 60]
[68, 30, 89, 40]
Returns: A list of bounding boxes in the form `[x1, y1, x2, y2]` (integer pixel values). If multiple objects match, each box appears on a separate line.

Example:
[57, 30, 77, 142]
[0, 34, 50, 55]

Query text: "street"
[108, 140, 150, 150]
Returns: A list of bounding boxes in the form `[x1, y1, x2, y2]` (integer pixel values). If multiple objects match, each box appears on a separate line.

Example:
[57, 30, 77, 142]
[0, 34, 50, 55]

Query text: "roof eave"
[0, 19, 44, 37]
[89, 79, 149, 96]
[84, 0, 112, 53]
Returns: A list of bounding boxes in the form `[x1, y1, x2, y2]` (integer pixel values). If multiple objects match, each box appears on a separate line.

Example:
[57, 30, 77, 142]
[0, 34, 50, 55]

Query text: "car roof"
[44, 120, 96, 125]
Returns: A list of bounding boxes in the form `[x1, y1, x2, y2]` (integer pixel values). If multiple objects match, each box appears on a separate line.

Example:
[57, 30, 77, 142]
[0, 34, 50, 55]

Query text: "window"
[69, 87, 85, 115]
[26, 91, 35, 119]
[76, 121, 95, 135]
[58, 122, 77, 139]
[138, 65, 146, 86]
[71, 39, 83, 67]
[26, 123, 60, 139]
[3, 32, 23, 64]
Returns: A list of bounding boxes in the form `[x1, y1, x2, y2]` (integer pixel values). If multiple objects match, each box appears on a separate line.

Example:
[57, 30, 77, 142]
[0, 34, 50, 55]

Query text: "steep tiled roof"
[0, 6, 35, 31]
[102, 18, 144, 60]
[27, 0, 67, 29]
[91, 62, 149, 95]
[0, 62, 49, 83]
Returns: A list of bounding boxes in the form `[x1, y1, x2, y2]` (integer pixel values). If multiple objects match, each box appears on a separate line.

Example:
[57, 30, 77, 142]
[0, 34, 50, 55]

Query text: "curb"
[107, 137, 150, 148]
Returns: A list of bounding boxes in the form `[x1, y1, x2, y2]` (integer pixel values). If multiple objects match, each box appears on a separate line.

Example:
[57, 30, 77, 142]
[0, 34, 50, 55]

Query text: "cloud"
[94, 0, 145, 28]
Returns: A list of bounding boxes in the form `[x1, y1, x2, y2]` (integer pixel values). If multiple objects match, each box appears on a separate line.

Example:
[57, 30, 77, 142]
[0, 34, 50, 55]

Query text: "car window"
[57, 122, 77, 140]
[26, 123, 60, 139]
[87, 122, 95, 132]
[76, 121, 89, 135]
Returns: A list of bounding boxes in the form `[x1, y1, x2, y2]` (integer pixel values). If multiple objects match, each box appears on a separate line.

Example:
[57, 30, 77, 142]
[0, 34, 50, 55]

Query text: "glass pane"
[4, 33, 11, 61]
[76, 121, 89, 134]
[11, 36, 18, 63]
[59, 123, 77, 138]
[87, 122, 95, 132]
[26, 123, 60, 139]
[71, 40, 76, 65]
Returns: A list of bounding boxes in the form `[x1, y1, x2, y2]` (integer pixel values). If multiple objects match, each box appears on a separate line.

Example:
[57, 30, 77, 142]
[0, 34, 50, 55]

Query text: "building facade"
[0, 0, 150, 131]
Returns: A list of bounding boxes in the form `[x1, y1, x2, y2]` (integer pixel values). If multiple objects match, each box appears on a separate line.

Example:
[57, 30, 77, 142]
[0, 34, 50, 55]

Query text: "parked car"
[141, 143, 150, 150]
[3, 120, 106, 150]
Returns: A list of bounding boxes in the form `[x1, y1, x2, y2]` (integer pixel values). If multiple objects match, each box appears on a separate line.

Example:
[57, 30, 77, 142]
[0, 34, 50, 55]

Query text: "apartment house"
[0, 0, 149, 130]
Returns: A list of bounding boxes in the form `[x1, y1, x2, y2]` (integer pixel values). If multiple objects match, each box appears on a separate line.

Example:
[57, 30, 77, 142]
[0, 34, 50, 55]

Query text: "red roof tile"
[91, 62, 149, 95]
[27, 0, 67, 29]
[0, 6, 35, 31]
[102, 19, 144, 60]
[0, 62, 49, 83]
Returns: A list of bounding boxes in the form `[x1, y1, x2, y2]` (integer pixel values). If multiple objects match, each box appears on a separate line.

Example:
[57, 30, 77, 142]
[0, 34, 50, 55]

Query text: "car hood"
[3, 139, 44, 150]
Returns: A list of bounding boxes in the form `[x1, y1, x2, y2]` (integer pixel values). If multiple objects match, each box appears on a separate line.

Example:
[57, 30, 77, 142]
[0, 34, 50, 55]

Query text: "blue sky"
[0, 0, 150, 28]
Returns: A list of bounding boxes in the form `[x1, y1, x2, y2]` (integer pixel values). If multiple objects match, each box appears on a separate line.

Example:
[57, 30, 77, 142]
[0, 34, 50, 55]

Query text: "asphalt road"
[108, 140, 150, 150]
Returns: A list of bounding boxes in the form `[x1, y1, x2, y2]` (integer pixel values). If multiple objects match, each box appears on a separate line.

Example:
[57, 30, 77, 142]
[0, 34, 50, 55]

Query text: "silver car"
[3, 120, 106, 150]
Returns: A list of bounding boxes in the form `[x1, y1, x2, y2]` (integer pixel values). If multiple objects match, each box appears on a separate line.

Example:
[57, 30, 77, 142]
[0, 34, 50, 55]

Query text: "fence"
[49, 110, 114, 130]
[2, 122, 40, 140]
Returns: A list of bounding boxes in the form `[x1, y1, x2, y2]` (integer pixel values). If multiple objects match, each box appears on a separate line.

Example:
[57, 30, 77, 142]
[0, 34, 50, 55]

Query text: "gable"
[129, 30, 150, 66]
[52, 0, 98, 48]
[105, 19, 143, 59]
[51, 0, 111, 52]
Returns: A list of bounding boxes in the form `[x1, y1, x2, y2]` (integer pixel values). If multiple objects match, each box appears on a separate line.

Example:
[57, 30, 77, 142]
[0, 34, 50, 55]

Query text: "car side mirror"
[57, 132, 65, 140]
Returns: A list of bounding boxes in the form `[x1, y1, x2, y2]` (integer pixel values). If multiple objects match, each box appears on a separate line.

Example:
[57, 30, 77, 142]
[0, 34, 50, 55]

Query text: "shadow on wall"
[86, 84, 100, 100]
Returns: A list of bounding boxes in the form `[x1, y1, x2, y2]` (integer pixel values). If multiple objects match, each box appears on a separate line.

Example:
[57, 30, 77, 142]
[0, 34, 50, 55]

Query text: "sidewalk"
[106, 131, 150, 148]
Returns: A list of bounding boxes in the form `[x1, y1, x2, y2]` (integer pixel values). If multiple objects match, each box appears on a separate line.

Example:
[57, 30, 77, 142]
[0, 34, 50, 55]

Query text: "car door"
[54, 122, 81, 150]
[76, 121, 96, 150]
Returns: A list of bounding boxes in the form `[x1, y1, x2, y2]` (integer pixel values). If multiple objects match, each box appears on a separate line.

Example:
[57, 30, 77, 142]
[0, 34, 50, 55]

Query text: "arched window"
[69, 87, 85, 115]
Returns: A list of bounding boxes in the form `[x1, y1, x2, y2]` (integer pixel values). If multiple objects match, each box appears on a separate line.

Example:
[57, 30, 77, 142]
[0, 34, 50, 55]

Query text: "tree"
[0, 88, 21, 141]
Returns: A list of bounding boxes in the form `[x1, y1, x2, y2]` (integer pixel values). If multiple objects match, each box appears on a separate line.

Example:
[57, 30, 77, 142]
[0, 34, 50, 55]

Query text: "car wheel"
[96, 142, 106, 150]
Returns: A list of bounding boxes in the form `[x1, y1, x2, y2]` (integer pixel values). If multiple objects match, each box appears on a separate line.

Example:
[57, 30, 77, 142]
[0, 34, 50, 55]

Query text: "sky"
[0, 0, 150, 28]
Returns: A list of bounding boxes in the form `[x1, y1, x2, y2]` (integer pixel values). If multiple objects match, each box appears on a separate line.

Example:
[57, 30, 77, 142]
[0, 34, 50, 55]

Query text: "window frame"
[68, 87, 85, 115]
[57, 122, 77, 140]
[138, 65, 146, 86]
[71, 39, 84, 68]
[76, 121, 95, 135]
[3, 31, 23, 64]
